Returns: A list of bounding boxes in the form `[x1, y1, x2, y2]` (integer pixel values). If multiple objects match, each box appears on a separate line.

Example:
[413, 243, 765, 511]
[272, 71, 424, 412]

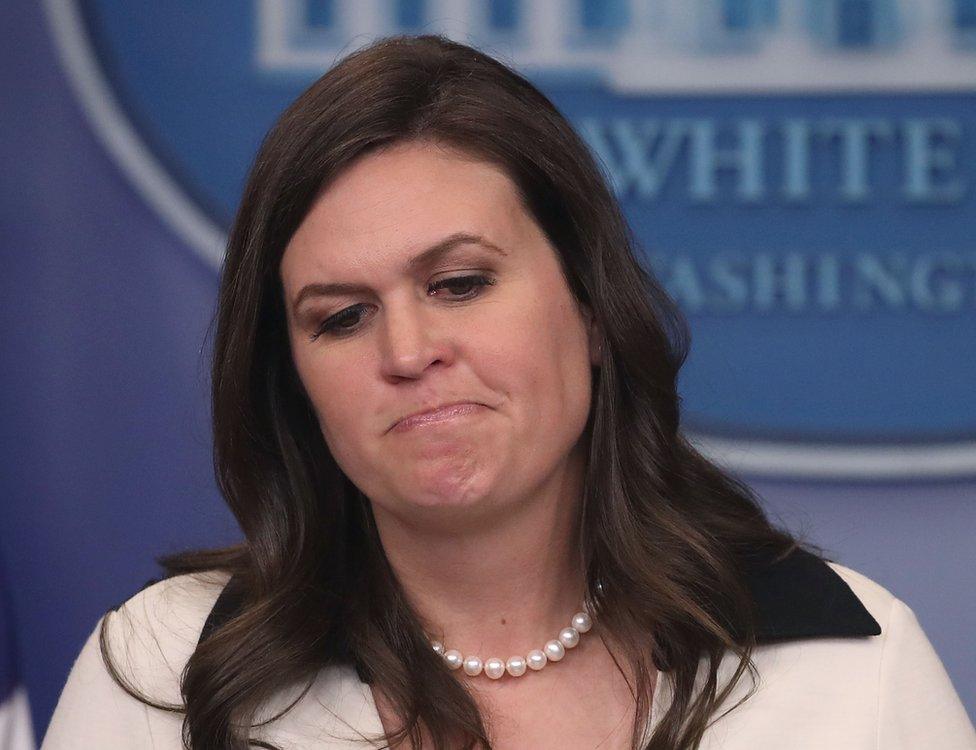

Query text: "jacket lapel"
[744, 547, 881, 642]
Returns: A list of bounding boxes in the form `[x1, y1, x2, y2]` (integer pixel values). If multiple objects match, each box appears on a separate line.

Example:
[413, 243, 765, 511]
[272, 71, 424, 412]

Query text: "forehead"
[281, 141, 527, 279]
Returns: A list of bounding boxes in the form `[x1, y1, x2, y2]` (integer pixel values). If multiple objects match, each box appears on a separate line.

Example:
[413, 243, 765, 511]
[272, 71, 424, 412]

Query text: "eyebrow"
[290, 232, 508, 314]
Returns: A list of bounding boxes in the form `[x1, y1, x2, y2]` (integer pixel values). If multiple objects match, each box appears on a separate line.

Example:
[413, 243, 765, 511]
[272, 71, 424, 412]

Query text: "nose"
[378, 297, 452, 381]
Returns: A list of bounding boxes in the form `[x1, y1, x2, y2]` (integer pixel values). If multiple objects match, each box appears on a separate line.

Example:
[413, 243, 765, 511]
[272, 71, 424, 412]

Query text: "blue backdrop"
[1, 0, 973, 740]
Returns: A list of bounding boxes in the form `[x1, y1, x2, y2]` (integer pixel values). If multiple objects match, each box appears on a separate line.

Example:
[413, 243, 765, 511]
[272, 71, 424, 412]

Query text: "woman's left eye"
[427, 274, 495, 299]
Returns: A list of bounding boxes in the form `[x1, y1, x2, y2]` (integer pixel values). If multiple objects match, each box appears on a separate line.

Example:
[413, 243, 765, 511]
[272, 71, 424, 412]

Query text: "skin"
[280, 140, 649, 747]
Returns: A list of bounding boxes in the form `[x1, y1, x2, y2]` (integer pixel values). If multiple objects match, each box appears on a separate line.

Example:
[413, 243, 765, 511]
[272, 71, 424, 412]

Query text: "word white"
[580, 117, 966, 205]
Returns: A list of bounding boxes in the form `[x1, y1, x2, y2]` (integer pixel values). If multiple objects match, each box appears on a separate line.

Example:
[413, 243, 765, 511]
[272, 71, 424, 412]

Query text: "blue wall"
[1, 0, 973, 739]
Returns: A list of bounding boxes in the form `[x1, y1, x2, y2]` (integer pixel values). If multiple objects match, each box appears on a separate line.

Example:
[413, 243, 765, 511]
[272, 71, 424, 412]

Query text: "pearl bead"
[462, 655, 483, 676]
[544, 640, 566, 662]
[443, 649, 463, 670]
[484, 658, 506, 680]
[571, 612, 592, 633]
[429, 601, 593, 678]
[558, 627, 580, 649]
[526, 649, 547, 671]
[506, 656, 527, 677]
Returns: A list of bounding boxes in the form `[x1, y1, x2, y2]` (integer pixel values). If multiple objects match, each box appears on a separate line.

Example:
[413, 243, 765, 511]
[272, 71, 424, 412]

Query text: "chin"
[391, 437, 492, 499]
[405, 471, 493, 509]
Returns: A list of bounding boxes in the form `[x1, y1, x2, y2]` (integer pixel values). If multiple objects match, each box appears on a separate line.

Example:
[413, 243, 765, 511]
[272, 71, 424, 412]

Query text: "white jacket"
[41, 557, 976, 749]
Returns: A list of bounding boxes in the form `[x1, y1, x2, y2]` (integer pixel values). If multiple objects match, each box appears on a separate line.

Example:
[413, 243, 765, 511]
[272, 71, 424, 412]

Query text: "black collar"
[742, 546, 880, 641]
[195, 547, 880, 650]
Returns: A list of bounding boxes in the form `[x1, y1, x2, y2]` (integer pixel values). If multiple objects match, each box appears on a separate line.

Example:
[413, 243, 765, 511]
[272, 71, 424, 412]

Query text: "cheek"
[486, 289, 593, 421]
[544, 310, 594, 421]
[293, 352, 370, 463]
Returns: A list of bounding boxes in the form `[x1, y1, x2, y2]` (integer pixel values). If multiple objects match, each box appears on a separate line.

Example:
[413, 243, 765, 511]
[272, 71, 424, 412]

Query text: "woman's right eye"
[311, 304, 370, 340]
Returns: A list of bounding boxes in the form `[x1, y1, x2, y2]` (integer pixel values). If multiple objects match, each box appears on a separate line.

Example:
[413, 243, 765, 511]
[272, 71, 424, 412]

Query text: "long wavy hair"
[101, 33, 805, 749]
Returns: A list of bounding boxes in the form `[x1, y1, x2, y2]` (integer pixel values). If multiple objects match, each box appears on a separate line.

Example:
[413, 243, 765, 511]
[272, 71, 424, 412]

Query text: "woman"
[43, 34, 974, 750]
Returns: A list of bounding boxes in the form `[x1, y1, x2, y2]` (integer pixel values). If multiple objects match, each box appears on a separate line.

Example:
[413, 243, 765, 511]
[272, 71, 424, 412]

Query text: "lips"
[390, 402, 485, 433]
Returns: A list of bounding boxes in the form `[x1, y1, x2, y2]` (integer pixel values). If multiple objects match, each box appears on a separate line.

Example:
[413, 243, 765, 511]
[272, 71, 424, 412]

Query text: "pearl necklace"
[430, 609, 593, 679]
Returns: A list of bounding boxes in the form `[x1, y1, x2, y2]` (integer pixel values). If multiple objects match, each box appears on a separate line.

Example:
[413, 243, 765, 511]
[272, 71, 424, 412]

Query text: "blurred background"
[2, 0, 974, 744]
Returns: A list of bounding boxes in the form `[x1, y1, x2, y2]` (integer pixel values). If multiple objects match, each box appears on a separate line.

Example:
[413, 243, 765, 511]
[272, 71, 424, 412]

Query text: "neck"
[370, 450, 588, 659]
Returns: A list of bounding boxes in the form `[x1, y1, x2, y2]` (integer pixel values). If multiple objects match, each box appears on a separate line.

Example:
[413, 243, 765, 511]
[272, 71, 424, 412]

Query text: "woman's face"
[280, 141, 600, 526]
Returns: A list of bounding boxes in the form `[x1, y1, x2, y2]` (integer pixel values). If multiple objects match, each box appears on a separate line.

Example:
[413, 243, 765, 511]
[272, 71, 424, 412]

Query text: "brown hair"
[101, 33, 803, 749]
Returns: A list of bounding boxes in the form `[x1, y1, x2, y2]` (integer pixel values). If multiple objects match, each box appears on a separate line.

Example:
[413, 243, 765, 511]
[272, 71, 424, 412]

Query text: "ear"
[584, 307, 603, 367]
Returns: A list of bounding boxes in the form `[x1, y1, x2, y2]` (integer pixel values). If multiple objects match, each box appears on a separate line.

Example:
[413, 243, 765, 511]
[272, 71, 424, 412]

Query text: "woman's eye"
[312, 304, 369, 340]
[427, 274, 495, 299]
[309, 275, 494, 341]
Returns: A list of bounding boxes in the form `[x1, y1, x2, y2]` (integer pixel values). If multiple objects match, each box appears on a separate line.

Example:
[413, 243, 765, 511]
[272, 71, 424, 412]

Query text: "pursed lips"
[389, 401, 485, 433]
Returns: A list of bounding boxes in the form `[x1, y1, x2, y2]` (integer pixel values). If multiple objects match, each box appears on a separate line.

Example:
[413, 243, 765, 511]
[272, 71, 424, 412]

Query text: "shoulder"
[821, 559, 949, 657]
[100, 570, 233, 701]
[706, 558, 976, 747]
[42, 570, 232, 749]
[792, 562, 975, 745]
[110, 569, 233, 628]
[828, 561, 968, 689]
